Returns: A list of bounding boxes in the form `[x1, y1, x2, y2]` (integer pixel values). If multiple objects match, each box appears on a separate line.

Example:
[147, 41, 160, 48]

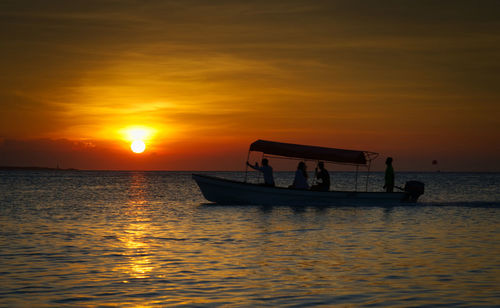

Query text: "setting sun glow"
[1, 1, 499, 172]
[121, 127, 156, 142]
[131, 140, 146, 153]
[120, 126, 155, 154]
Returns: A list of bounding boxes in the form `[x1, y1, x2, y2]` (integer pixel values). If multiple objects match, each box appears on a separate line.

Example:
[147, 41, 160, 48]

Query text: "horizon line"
[1, 166, 498, 173]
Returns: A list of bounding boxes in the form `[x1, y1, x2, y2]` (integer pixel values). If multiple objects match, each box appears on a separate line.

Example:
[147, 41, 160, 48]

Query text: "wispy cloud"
[0, 0, 499, 170]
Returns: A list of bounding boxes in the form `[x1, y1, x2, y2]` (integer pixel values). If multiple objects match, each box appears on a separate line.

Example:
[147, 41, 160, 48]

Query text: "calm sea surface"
[0, 171, 499, 307]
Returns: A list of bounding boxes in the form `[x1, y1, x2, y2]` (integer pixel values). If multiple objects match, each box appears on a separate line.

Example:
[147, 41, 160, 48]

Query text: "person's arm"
[247, 161, 261, 171]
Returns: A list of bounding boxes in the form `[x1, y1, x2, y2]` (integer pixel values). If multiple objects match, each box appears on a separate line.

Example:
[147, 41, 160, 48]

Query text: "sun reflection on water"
[117, 172, 156, 279]
[1, 171, 499, 306]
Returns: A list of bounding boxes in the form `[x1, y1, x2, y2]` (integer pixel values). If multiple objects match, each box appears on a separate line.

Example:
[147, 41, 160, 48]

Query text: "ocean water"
[0, 171, 499, 307]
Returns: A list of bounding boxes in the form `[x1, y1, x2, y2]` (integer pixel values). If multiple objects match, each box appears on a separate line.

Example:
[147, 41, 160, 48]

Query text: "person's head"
[386, 157, 393, 165]
[261, 158, 269, 166]
[318, 162, 324, 169]
[298, 161, 306, 170]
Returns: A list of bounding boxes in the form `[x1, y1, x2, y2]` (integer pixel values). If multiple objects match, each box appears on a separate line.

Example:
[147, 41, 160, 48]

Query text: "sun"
[119, 126, 156, 154]
[131, 140, 146, 154]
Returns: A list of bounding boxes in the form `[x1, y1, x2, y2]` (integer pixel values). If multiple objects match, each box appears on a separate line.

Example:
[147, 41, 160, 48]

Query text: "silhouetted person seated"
[289, 161, 309, 189]
[247, 158, 275, 186]
[383, 157, 394, 192]
[311, 161, 330, 191]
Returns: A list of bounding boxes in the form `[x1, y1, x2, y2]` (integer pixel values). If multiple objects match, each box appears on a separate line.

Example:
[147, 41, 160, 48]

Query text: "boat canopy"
[249, 139, 375, 165]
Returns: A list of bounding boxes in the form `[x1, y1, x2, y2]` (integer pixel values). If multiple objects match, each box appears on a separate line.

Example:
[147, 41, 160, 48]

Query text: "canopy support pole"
[244, 150, 251, 183]
[355, 165, 359, 191]
[365, 160, 372, 191]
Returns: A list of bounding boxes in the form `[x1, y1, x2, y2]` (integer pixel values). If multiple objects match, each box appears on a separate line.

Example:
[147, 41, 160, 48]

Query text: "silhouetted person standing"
[311, 161, 330, 191]
[384, 157, 394, 192]
[247, 158, 275, 186]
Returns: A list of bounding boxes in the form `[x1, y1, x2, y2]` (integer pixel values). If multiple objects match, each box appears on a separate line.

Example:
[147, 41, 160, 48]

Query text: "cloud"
[0, 137, 251, 170]
[0, 0, 499, 170]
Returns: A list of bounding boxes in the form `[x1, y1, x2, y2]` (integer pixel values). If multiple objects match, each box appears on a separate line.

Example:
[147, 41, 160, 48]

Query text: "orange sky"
[1, 1, 499, 171]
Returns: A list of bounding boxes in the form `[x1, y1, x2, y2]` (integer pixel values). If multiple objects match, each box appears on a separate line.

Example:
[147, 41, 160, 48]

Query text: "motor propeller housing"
[404, 181, 425, 202]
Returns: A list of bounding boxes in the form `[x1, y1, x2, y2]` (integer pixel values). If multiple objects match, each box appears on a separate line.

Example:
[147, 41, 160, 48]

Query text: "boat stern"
[402, 181, 425, 202]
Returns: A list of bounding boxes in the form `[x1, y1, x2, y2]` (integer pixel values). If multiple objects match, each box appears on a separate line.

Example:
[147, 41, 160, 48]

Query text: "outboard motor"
[404, 181, 425, 202]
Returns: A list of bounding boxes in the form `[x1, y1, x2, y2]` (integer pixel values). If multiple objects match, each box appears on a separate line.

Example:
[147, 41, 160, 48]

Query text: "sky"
[0, 0, 499, 171]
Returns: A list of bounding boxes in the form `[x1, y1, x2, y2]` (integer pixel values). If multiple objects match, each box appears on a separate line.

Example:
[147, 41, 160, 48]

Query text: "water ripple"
[0, 171, 499, 306]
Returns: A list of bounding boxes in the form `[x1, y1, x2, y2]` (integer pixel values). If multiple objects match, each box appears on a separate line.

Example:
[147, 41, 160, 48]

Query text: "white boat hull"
[192, 174, 416, 206]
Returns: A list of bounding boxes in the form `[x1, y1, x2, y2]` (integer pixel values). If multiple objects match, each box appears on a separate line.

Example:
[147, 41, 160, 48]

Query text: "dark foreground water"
[0, 171, 499, 307]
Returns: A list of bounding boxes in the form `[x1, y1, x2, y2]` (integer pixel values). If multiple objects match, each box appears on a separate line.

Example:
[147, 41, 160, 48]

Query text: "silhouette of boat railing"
[244, 139, 378, 192]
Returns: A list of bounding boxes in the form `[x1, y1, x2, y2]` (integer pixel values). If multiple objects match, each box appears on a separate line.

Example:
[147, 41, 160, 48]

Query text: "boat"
[192, 140, 424, 206]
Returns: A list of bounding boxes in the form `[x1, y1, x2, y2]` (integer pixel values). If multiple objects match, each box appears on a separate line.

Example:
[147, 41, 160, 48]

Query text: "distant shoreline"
[0, 167, 498, 173]
[0, 166, 79, 171]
